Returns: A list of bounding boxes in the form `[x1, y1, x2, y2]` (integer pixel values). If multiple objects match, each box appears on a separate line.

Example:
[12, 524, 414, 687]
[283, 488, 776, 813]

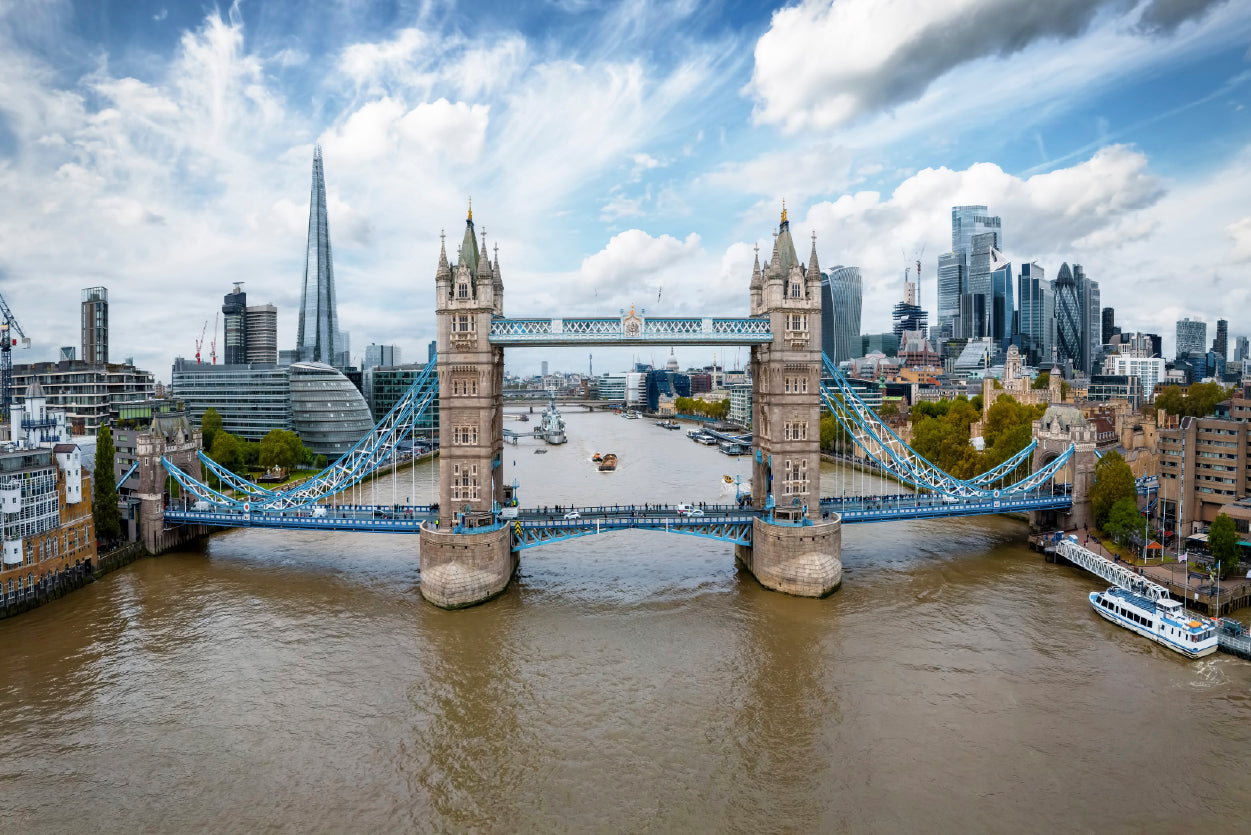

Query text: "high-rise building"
[541, 361, 549, 379]
[938, 206, 1001, 339]
[1235, 335, 1249, 363]
[222, 284, 248, 365]
[11, 359, 154, 434]
[1213, 318, 1228, 359]
[987, 248, 1013, 347]
[936, 251, 965, 338]
[296, 146, 342, 367]
[1101, 307, 1118, 345]
[363, 344, 401, 370]
[80, 287, 108, 365]
[1175, 317, 1207, 359]
[1016, 262, 1052, 366]
[1076, 267, 1100, 375]
[1054, 263, 1082, 368]
[245, 305, 277, 364]
[824, 266, 862, 363]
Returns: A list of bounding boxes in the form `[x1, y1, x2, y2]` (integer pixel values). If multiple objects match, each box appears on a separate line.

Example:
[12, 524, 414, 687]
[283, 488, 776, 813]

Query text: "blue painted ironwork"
[489, 315, 772, 346]
[116, 461, 138, 491]
[165, 505, 436, 533]
[510, 510, 756, 550]
[819, 492, 1071, 523]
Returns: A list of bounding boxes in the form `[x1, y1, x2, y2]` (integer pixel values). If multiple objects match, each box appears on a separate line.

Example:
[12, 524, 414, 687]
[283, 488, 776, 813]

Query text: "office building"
[1076, 267, 1100, 375]
[58, 347, 75, 362]
[1016, 262, 1053, 366]
[936, 251, 965, 338]
[541, 361, 549, 379]
[596, 374, 627, 402]
[822, 266, 862, 364]
[939, 206, 1002, 339]
[296, 146, 343, 367]
[729, 383, 752, 428]
[1101, 307, 1118, 345]
[1086, 374, 1143, 410]
[987, 248, 1013, 346]
[1054, 263, 1082, 369]
[10, 360, 155, 434]
[171, 358, 292, 442]
[861, 332, 900, 357]
[222, 284, 248, 365]
[1175, 318, 1207, 359]
[363, 363, 438, 434]
[363, 344, 401, 370]
[245, 305, 277, 364]
[80, 287, 108, 365]
[1236, 336, 1249, 363]
[287, 362, 375, 457]
[1102, 354, 1167, 400]
[1159, 415, 1251, 534]
[645, 369, 691, 412]
[1214, 319, 1228, 359]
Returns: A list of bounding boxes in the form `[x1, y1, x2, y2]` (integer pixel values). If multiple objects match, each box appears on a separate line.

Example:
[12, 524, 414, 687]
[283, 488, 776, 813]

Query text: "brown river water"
[3, 410, 1250, 832]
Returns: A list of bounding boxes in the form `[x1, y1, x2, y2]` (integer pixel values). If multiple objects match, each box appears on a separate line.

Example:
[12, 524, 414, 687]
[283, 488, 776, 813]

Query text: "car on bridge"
[676, 504, 704, 517]
[563, 511, 581, 520]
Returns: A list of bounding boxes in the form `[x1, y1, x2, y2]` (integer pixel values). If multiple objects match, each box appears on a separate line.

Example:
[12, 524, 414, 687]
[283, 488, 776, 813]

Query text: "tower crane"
[195, 320, 208, 364]
[0, 291, 32, 413]
[210, 311, 219, 365]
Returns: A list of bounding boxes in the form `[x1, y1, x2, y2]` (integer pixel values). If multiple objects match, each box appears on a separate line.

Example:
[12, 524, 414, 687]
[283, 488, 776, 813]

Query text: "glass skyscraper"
[1016, 262, 1051, 366]
[939, 206, 1001, 339]
[296, 146, 343, 367]
[1054, 263, 1082, 368]
[1175, 318, 1207, 359]
[823, 266, 862, 364]
[936, 251, 965, 338]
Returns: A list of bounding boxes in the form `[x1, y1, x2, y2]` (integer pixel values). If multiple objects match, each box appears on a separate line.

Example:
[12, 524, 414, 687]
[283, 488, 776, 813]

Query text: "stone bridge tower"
[734, 206, 842, 597]
[1031, 404, 1097, 532]
[135, 412, 208, 554]
[419, 205, 514, 609]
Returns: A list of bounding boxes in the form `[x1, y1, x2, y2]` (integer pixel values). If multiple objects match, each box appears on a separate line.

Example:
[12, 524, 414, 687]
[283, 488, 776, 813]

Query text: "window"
[451, 377, 479, 396]
[789, 281, 802, 299]
[786, 313, 808, 333]
[457, 282, 470, 299]
[451, 463, 479, 501]
[453, 424, 479, 446]
[782, 458, 809, 496]
[784, 420, 808, 441]
[784, 376, 809, 394]
[454, 315, 475, 333]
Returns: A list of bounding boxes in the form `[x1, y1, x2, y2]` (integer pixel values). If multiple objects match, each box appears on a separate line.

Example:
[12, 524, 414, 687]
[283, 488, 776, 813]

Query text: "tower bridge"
[155, 205, 1084, 609]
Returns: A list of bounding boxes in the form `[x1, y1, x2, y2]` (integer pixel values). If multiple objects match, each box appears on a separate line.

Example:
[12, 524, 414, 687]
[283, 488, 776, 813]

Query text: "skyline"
[0, 0, 1249, 377]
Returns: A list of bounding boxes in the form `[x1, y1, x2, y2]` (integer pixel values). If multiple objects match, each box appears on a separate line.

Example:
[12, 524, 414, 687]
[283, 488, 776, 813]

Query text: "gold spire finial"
[468, 197, 472, 221]
[780, 198, 787, 224]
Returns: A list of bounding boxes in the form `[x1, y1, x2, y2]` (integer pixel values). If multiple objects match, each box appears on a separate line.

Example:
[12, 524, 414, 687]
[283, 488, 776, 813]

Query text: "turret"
[749, 245, 763, 315]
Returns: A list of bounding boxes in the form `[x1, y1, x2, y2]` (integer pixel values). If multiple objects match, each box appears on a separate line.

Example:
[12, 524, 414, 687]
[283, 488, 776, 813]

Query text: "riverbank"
[0, 541, 147, 621]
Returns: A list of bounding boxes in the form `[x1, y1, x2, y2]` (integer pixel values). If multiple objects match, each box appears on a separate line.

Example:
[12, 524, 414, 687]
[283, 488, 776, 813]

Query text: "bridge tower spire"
[735, 205, 842, 598]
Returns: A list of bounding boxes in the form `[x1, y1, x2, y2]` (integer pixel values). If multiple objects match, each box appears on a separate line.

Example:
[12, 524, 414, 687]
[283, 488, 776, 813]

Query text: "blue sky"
[1, 0, 1249, 377]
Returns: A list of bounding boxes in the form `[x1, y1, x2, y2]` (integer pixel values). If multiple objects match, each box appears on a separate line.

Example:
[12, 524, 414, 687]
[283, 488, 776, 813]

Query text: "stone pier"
[418, 523, 515, 609]
[736, 516, 842, 597]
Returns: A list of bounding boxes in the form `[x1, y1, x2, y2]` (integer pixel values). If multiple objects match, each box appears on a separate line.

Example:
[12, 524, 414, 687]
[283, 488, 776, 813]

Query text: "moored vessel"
[1089, 587, 1218, 658]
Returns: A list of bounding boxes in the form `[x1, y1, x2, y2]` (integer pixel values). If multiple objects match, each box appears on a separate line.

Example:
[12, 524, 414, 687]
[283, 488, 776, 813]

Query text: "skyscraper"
[296, 146, 342, 367]
[222, 284, 248, 365]
[1213, 318, 1228, 359]
[1016, 262, 1052, 366]
[936, 251, 965, 337]
[987, 247, 1013, 346]
[1075, 266, 1100, 375]
[1054, 263, 1082, 368]
[80, 286, 108, 365]
[938, 206, 1001, 339]
[1235, 336, 1249, 363]
[1101, 307, 1117, 345]
[825, 266, 862, 364]
[1175, 318, 1207, 359]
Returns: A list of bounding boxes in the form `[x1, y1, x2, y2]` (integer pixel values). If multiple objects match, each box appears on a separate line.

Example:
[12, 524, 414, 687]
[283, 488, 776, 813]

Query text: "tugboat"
[592, 453, 603, 463]
[598, 453, 618, 472]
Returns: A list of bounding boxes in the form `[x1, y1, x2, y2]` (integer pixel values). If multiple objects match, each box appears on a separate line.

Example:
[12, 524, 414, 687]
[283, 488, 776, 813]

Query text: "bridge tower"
[735, 206, 842, 597]
[418, 205, 515, 609]
[1031, 404, 1096, 532]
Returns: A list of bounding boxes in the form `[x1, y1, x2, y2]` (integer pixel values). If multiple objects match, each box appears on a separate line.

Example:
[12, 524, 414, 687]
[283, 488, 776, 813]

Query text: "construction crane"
[195, 319, 208, 365]
[0, 291, 32, 413]
[210, 311, 219, 365]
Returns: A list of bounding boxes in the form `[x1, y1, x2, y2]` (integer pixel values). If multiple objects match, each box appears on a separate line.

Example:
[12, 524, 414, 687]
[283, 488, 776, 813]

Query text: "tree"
[1209, 513, 1241, 578]
[1090, 450, 1136, 530]
[259, 429, 309, 471]
[1031, 371, 1050, 390]
[92, 426, 122, 543]
[200, 407, 223, 451]
[1105, 498, 1143, 549]
[209, 431, 244, 473]
[1185, 381, 1229, 418]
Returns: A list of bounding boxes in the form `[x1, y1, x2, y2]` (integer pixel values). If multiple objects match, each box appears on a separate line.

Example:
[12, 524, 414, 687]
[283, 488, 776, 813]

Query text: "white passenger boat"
[1089, 587, 1218, 658]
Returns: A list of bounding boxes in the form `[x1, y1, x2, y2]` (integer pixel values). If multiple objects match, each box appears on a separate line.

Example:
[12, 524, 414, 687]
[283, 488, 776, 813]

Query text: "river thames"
[3, 410, 1250, 831]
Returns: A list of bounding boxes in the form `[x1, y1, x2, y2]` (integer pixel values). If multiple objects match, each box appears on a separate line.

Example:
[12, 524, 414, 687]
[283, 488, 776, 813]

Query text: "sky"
[0, 0, 1249, 380]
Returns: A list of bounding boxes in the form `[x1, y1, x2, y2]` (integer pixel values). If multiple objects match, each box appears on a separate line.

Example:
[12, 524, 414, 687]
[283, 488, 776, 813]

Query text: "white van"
[193, 500, 212, 511]
[311, 506, 327, 518]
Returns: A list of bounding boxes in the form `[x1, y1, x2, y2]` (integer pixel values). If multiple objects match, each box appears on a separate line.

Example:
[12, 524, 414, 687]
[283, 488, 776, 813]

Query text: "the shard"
[296, 145, 342, 366]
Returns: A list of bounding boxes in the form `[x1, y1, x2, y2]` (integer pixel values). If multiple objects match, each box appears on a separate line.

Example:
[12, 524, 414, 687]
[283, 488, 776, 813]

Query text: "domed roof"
[666, 350, 679, 371]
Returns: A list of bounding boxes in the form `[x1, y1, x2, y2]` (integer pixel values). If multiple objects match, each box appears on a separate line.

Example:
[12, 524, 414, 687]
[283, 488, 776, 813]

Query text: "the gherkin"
[296, 146, 341, 365]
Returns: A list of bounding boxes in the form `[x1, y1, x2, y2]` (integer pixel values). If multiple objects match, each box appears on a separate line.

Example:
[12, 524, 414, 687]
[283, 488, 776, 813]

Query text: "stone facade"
[434, 208, 505, 527]
[1031, 404, 1097, 531]
[136, 413, 209, 554]
[418, 522, 514, 608]
[738, 207, 842, 597]
[736, 516, 842, 597]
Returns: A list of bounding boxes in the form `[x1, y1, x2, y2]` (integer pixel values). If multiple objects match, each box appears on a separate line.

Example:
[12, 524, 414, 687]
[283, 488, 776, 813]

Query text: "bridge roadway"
[164, 492, 1074, 541]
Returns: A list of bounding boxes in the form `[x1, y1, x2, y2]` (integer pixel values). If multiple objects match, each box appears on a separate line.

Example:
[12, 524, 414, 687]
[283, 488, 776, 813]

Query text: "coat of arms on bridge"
[621, 305, 644, 338]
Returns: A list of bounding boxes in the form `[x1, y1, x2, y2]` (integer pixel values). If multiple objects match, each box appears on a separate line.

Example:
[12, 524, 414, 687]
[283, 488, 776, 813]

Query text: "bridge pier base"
[736, 516, 842, 598]
[418, 524, 516, 609]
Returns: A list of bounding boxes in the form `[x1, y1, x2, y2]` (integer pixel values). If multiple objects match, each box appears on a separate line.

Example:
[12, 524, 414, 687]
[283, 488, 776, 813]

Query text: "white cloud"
[339, 27, 429, 87]
[1227, 216, 1251, 262]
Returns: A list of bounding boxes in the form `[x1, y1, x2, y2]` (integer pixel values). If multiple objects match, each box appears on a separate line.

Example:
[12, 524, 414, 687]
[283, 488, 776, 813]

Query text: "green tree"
[259, 429, 309, 471]
[1185, 381, 1229, 417]
[878, 400, 900, 417]
[1209, 513, 1241, 578]
[1090, 450, 1137, 530]
[1105, 498, 1143, 549]
[209, 431, 244, 473]
[200, 407, 223, 451]
[92, 425, 122, 543]
[1031, 371, 1050, 390]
